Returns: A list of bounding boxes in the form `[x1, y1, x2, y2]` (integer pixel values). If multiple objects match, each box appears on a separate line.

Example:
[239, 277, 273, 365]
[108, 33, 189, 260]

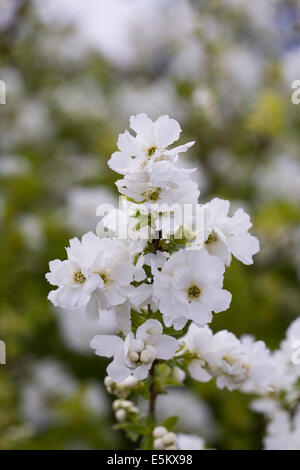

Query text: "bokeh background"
[1, 0, 300, 450]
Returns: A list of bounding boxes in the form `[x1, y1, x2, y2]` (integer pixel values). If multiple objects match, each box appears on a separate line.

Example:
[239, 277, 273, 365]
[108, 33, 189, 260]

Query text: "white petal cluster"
[183, 324, 274, 391]
[91, 319, 179, 383]
[46, 232, 134, 331]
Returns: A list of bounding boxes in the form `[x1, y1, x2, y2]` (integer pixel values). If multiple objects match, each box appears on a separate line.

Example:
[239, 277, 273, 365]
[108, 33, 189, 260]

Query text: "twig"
[148, 359, 158, 417]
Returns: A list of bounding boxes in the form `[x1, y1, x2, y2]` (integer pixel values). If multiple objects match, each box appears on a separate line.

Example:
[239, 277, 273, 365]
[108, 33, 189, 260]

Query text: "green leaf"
[130, 309, 147, 334]
[161, 416, 178, 431]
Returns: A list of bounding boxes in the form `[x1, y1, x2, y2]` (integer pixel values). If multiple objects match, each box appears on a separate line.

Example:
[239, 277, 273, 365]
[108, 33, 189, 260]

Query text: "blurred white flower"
[154, 388, 217, 439]
[19, 359, 108, 429]
[54, 306, 117, 354]
[0, 155, 30, 177]
[66, 186, 116, 234]
[264, 407, 300, 450]
[177, 433, 206, 450]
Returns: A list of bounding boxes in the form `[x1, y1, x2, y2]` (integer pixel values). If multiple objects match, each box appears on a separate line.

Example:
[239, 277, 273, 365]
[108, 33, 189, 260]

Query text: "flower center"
[95, 271, 110, 285]
[205, 230, 218, 245]
[73, 270, 86, 284]
[187, 284, 201, 301]
[147, 146, 157, 157]
[146, 186, 161, 202]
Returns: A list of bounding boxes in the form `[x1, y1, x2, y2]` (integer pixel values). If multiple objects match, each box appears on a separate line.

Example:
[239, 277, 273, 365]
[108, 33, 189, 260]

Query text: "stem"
[152, 230, 162, 253]
[148, 359, 158, 418]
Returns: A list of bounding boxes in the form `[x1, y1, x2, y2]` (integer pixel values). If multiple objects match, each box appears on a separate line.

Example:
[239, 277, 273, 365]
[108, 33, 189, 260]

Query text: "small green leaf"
[161, 416, 178, 431]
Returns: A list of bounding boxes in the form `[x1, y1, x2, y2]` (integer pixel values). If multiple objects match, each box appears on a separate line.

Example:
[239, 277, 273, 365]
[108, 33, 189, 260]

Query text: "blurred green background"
[1, 0, 300, 450]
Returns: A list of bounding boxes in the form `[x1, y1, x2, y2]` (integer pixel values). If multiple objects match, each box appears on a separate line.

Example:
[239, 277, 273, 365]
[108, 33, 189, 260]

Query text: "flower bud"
[154, 438, 164, 450]
[112, 399, 122, 410]
[115, 409, 126, 422]
[162, 432, 177, 446]
[173, 367, 186, 383]
[153, 426, 167, 438]
[129, 351, 139, 362]
[140, 349, 153, 364]
[104, 376, 114, 387]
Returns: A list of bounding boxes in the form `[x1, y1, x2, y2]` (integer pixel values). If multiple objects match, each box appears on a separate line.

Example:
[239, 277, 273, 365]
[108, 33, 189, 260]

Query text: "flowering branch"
[46, 113, 270, 450]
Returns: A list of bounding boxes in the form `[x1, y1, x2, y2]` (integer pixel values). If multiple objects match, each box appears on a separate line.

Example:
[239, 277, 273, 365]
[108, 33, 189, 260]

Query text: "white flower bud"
[140, 349, 153, 364]
[162, 432, 177, 446]
[122, 400, 132, 409]
[153, 426, 167, 438]
[104, 376, 114, 387]
[116, 382, 126, 392]
[154, 438, 164, 450]
[130, 406, 139, 414]
[112, 399, 122, 410]
[115, 409, 126, 422]
[173, 367, 186, 383]
[129, 351, 139, 362]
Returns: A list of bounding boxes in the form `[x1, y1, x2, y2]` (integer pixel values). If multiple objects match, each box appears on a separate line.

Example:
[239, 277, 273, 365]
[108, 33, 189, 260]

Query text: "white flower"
[46, 232, 135, 324]
[108, 113, 199, 205]
[19, 359, 108, 429]
[152, 249, 231, 329]
[183, 324, 274, 391]
[116, 165, 199, 205]
[90, 319, 179, 383]
[154, 388, 217, 439]
[54, 306, 117, 354]
[264, 407, 300, 450]
[261, 318, 300, 395]
[203, 198, 260, 265]
[108, 113, 194, 176]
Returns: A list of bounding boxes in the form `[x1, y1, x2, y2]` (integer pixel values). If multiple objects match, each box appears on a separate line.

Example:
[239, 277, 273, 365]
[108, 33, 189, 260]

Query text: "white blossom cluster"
[46, 114, 267, 447]
[250, 318, 300, 450]
[182, 324, 274, 392]
[46, 114, 261, 383]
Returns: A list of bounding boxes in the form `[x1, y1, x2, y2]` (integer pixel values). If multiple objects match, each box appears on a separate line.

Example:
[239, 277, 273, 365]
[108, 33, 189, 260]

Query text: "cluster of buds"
[104, 376, 137, 398]
[127, 339, 156, 366]
[112, 399, 139, 422]
[153, 426, 177, 450]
